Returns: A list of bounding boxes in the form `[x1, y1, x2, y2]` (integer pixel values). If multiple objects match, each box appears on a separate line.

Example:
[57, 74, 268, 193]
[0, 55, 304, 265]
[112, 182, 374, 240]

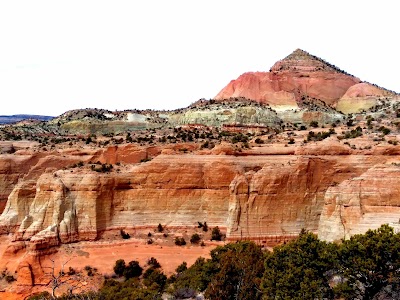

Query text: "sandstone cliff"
[0, 149, 392, 249]
[318, 163, 400, 241]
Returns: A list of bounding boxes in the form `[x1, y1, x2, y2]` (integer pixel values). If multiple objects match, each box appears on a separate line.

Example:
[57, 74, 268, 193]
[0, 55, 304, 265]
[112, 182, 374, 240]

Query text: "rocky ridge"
[215, 49, 398, 113]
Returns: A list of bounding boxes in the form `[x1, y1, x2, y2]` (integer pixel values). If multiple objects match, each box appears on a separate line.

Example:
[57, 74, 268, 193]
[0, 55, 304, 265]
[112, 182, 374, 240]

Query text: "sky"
[0, 1, 398, 116]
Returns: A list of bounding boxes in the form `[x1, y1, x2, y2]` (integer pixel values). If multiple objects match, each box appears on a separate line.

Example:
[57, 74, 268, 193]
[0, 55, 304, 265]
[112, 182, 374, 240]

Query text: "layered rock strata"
[318, 163, 400, 241]
[1, 145, 400, 287]
[0, 153, 388, 247]
[215, 49, 394, 111]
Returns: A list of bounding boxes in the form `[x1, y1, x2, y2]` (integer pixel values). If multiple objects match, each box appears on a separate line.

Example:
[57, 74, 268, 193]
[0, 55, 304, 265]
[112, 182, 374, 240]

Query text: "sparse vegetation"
[176, 261, 188, 273]
[211, 226, 223, 241]
[378, 126, 391, 135]
[198, 221, 208, 232]
[255, 138, 264, 144]
[114, 259, 126, 277]
[24, 225, 400, 300]
[190, 233, 201, 244]
[340, 126, 363, 139]
[307, 129, 335, 142]
[120, 229, 130, 239]
[91, 163, 113, 173]
[174, 237, 187, 246]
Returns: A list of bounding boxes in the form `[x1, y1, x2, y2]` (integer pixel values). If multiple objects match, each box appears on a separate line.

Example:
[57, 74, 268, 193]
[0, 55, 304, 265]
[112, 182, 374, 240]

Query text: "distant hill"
[0, 114, 53, 124]
[214, 48, 398, 113]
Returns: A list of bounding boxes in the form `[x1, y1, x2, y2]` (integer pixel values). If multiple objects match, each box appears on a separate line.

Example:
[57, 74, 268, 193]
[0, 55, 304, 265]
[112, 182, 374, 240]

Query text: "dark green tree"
[172, 257, 216, 292]
[190, 233, 201, 244]
[205, 241, 265, 300]
[175, 237, 186, 246]
[261, 229, 337, 300]
[97, 278, 159, 300]
[176, 261, 187, 274]
[336, 224, 400, 300]
[143, 268, 167, 291]
[113, 259, 126, 277]
[147, 257, 161, 269]
[123, 260, 143, 280]
[211, 226, 222, 241]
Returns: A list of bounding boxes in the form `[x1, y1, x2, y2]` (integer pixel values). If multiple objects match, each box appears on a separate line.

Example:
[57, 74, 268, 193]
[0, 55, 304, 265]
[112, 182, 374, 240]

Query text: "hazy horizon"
[1, 1, 399, 116]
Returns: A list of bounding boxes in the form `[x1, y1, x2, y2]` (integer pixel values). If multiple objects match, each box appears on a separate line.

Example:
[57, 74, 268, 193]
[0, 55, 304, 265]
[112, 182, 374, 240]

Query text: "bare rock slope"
[215, 49, 395, 112]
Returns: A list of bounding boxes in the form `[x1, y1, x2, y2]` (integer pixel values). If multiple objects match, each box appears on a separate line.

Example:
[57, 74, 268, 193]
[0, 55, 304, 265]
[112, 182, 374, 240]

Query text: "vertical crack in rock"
[338, 197, 346, 241]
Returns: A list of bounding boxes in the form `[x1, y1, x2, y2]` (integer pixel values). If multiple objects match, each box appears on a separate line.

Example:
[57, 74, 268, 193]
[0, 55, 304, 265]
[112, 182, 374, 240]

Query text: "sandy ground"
[55, 239, 217, 276]
[0, 237, 220, 300]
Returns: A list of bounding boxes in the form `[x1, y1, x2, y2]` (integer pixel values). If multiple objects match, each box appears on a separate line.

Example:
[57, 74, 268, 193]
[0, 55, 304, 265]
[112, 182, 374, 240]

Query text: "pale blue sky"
[0, 1, 398, 116]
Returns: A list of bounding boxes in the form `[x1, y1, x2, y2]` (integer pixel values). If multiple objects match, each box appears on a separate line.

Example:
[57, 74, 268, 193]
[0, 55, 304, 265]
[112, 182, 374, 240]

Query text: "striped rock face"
[215, 49, 394, 110]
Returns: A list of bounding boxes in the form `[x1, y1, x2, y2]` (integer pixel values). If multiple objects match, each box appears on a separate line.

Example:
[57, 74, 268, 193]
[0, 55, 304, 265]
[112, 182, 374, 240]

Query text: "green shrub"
[211, 227, 222, 241]
[147, 257, 161, 269]
[176, 261, 188, 273]
[378, 126, 391, 135]
[261, 230, 337, 300]
[175, 237, 187, 246]
[114, 259, 126, 277]
[143, 268, 167, 291]
[120, 229, 130, 239]
[190, 233, 201, 244]
[307, 130, 335, 142]
[123, 261, 143, 279]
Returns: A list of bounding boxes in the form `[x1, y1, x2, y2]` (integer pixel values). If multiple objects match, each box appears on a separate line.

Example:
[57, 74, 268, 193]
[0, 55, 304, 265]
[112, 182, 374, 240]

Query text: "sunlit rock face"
[318, 164, 400, 242]
[0, 147, 387, 248]
[215, 49, 361, 108]
[336, 82, 391, 114]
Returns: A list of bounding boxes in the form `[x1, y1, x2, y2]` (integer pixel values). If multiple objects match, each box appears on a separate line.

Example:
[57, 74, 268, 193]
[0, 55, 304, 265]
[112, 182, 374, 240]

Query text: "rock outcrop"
[318, 163, 400, 242]
[336, 82, 390, 113]
[168, 101, 281, 128]
[0, 149, 390, 249]
[226, 155, 383, 241]
[215, 49, 361, 108]
[215, 49, 396, 114]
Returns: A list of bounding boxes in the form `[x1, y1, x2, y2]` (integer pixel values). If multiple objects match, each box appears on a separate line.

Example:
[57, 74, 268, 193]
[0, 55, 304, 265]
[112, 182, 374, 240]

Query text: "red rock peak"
[270, 48, 353, 75]
[214, 49, 361, 106]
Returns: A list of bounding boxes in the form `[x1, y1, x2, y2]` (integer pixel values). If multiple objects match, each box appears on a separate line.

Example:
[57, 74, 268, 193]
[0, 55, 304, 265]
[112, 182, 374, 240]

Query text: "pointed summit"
[271, 49, 352, 76]
[283, 48, 314, 61]
[215, 48, 362, 107]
